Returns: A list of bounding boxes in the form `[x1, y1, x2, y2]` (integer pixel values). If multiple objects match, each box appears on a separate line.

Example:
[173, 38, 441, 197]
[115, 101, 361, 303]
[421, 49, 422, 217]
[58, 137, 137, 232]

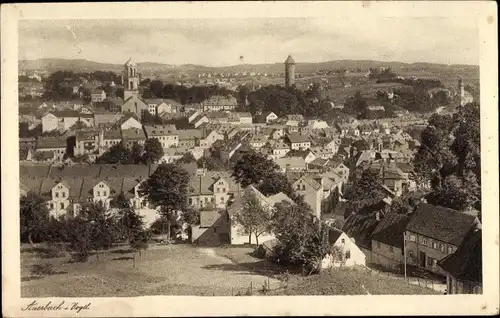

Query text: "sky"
[18, 17, 480, 66]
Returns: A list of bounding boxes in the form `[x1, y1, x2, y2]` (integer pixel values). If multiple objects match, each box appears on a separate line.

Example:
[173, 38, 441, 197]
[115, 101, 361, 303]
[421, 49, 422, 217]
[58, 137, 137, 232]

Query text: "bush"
[254, 245, 267, 259]
[30, 263, 56, 276]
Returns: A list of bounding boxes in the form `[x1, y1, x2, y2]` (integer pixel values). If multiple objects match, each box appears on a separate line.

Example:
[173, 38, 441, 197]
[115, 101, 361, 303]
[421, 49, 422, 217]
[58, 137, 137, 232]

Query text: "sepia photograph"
[2, 1, 499, 317]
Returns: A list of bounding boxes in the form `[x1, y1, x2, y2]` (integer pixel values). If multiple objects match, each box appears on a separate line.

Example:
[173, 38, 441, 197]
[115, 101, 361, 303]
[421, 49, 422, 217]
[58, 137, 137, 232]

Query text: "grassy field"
[21, 244, 280, 297]
[21, 244, 439, 297]
[269, 267, 439, 295]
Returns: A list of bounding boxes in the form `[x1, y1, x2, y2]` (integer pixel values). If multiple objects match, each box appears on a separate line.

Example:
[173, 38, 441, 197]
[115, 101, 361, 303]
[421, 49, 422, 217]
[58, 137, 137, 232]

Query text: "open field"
[269, 267, 440, 295]
[22, 244, 438, 297]
[21, 244, 280, 297]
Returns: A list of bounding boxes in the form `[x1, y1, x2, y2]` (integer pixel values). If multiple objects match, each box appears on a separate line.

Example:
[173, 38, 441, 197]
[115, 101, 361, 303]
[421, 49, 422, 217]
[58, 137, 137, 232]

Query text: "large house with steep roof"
[404, 203, 480, 276]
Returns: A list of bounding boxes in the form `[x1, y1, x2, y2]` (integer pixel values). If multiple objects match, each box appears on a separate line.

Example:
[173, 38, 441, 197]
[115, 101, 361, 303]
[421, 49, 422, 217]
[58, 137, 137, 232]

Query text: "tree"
[258, 171, 294, 197]
[270, 201, 329, 275]
[149, 80, 164, 98]
[130, 142, 144, 164]
[197, 156, 224, 171]
[20, 192, 51, 246]
[78, 201, 121, 260]
[115, 199, 146, 244]
[130, 229, 151, 259]
[413, 103, 480, 211]
[178, 152, 196, 164]
[232, 150, 281, 188]
[96, 142, 133, 164]
[234, 192, 271, 245]
[142, 138, 164, 164]
[139, 163, 190, 239]
[343, 169, 385, 210]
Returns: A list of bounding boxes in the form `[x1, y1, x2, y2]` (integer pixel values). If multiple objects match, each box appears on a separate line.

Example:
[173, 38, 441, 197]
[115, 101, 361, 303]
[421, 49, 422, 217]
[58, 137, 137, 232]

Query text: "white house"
[321, 227, 366, 269]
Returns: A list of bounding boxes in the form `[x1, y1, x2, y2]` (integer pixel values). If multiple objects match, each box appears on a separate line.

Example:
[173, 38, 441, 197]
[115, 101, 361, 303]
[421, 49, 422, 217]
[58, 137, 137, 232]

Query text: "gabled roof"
[37, 136, 67, 149]
[406, 203, 477, 246]
[328, 227, 344, 245]
[49, 110, 80, 118]
[371, 213, 411, 248]
[439, 229, 482, 283]
[284, 55, 295, 64]
[342, 213, 379, 249]
[144, 124, 177, 137]
[121, 128, 146, 140]
[287, 133, 310, 144]
[294, 174, 322, 191]
[200, 210, 225, 228]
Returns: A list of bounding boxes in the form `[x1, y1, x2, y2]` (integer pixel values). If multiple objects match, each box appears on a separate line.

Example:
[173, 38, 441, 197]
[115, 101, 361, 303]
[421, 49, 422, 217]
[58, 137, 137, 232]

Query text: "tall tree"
[96, 142, 133, 164]
[20, 192, 51, 246]
[258, 171, 294, 198]
[234, 192, 271, 245]
[139, 163, 190, 239]
[130, 142, 144, 164]
[271, 201, 329, 275]
[343, 169, 386, 210]
[142, 138, 164, 164]
[78, 201, 121, 260]
[232, 150, 281, 188]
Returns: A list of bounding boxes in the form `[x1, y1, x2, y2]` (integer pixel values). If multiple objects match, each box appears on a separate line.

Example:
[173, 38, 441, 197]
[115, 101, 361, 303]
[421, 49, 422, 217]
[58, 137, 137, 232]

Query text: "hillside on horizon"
[19, 58, 479, 76]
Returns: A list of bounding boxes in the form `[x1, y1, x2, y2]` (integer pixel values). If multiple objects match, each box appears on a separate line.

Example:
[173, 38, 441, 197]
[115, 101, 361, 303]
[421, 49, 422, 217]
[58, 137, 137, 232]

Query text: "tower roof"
[125, 57, 136, 67]
[285, 55, 295, 65]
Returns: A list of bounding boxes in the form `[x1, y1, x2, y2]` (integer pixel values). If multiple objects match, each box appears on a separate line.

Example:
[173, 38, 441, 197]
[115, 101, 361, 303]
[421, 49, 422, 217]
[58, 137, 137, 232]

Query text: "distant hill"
[19, 58, 479, 76]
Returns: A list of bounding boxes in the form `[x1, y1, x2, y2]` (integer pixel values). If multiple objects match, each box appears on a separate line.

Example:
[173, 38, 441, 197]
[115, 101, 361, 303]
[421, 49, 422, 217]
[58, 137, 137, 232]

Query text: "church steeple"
[124, 57, 139, 100]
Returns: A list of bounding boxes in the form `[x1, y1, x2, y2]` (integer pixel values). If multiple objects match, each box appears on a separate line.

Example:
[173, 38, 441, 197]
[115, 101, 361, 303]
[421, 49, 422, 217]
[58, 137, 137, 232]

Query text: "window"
[60, 202, 64, 209]
[341, 238, 345, 244]
[205, 197, 209, 203]
[409, 234, 416, 242]
[97, 191, 100, 196]
[189, 198, 193, 205]
[217, 188, 220, 193]
[55, 192, 59, 198]
[440, 244, 445, 252]
[296, 185, 301, 190]
[448, 246, 454, 254]
[432, 242, 438, 250]
[103, 191, 107, 197]
[220, 197, 224, 203]
[223, 188, 226, 193]
[62, 192, 65, 198]
[211, 197, 215, 202]
[50, 203, 54, 209]
[421, 237, 428, 246]
[302, 185, 306, 190]
[345, 250, 351, 259]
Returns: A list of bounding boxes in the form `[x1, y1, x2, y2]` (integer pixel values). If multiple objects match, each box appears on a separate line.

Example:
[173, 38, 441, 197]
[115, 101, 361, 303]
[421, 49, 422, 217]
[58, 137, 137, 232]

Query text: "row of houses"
[342, 202, 482, 294]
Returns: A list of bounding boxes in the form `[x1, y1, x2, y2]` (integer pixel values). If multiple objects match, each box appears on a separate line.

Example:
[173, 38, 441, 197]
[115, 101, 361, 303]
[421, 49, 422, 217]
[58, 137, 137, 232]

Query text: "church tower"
[124, 57, 139, 101]
[284, 55, 296, 88]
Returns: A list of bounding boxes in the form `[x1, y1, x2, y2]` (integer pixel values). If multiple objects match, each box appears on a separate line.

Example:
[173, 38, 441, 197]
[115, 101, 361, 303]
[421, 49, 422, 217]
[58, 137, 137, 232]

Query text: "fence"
[363, 265, 446, 293]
